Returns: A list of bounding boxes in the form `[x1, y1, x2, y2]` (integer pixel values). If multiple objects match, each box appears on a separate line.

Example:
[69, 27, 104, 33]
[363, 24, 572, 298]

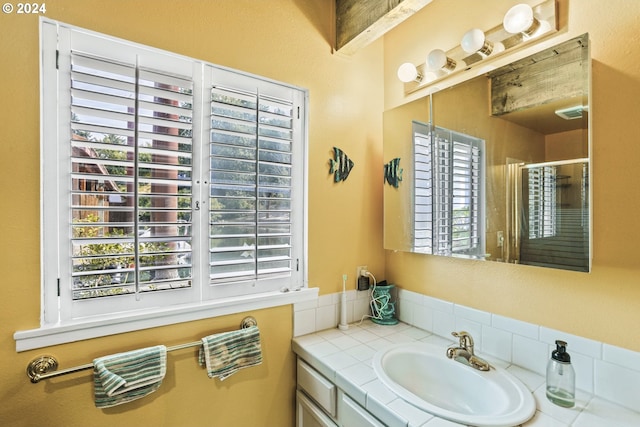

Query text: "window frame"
[14, 18, 314, 352]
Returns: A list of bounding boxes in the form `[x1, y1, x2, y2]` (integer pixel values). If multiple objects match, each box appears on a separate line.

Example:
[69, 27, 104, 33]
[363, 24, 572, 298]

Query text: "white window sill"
[14, 287, 318, 352]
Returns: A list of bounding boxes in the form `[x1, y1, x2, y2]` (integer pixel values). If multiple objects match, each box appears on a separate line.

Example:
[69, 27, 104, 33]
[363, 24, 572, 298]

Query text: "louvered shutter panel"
[207, 68, 300, 296]
[412, 121, 484, 256]
[413, 121, 434, 253]
[69, 52, 194, 302]
[451, 133, 482, 253]
[525, 166, 557, 239]
[70, 53, 139, 300]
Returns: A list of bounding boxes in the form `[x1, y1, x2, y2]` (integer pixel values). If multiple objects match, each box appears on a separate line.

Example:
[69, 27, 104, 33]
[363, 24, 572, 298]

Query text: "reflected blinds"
[413, 121, 484, 256]
[525, 166, 556, 239]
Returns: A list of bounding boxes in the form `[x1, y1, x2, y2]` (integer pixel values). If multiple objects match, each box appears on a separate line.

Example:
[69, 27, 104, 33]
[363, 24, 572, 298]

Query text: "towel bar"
[26, 316, 257, 383]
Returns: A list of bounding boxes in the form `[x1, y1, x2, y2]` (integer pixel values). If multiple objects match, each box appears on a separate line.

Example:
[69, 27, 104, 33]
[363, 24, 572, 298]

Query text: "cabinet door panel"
[297, 359, 337, 417]
[296, 390, 338, 427]
[338, 392, 385, 427]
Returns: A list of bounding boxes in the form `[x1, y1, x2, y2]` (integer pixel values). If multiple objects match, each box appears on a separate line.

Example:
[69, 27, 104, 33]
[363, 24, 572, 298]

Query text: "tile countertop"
[292, 320, 640, 427]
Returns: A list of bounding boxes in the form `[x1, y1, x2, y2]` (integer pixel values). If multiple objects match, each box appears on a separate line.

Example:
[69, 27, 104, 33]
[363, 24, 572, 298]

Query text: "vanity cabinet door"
[338, 391, 385, 427]
[297, 359, 337, 417]
[296, 390, 338, 427]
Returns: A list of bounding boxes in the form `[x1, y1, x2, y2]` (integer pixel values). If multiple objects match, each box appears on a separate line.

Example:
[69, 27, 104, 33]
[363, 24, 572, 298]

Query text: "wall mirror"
[383, 34, 590, 272]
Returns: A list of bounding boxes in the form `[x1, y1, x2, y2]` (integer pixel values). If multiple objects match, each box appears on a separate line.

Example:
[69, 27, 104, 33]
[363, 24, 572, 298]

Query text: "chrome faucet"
[446, 331, 491, 371]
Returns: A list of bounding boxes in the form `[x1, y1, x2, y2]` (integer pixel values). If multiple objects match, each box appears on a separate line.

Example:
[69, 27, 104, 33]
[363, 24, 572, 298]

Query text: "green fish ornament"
[329, 147, 354, 182]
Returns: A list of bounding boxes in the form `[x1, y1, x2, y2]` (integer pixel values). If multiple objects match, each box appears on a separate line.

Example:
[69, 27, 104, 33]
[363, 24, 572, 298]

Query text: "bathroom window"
[413, 121, 485, 257]
[37, 21, 307, 333]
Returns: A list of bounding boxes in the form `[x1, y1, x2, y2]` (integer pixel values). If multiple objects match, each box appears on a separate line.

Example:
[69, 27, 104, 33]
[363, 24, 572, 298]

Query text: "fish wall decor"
[384, 157, 403, 188]
[329, 147, 354, 182]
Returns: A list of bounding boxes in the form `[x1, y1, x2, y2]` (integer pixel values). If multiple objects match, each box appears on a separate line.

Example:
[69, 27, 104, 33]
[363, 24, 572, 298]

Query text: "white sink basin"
[373, 342, 536, 427]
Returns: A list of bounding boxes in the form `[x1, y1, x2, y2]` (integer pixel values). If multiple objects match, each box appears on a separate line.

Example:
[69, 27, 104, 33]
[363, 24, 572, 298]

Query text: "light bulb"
[503, 4, 539, 35]
[461, 28, 493, 56]
[427, 49, 456, 72]
[397, 62, 420, 83]
[423, 70, 438, 83]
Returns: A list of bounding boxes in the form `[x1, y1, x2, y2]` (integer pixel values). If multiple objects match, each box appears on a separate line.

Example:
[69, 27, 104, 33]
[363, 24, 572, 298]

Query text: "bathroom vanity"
[293, 320, 640, 427]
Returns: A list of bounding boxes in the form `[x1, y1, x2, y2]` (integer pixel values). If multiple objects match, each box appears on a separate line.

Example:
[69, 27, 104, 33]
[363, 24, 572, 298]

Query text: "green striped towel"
[93, 345, 167, 408]
[198, 326, 262, 381]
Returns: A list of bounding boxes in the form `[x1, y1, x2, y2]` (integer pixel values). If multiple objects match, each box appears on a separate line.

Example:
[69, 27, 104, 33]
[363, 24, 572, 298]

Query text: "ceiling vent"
[555, 105, 585, 120]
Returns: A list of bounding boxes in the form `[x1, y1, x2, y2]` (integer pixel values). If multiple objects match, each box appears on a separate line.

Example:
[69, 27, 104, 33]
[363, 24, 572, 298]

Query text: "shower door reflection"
[516, 159, 589, 271]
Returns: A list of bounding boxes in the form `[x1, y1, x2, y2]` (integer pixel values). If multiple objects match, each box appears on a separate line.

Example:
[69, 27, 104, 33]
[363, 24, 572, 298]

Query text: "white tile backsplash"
[454, 304, 492, 325]
[413, 304, 434, 332]
[422, 295, 454, 313]
[293, 307, 316, 336]
[315, 303, 338, 331]
[293, 287, 640, 415]
[602, 343, 640, 366]
[513, 334, 549, 375]
[432, 309, 456, 337]
[594, 359, 640, 412]
[569, 351, 594, 393]
[492, 313, 540, 339]
[482, 324, 513, 361]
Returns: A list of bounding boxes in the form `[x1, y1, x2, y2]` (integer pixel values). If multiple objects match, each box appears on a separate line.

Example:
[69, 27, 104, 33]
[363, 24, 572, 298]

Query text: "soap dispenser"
[546, 340, 575, 408]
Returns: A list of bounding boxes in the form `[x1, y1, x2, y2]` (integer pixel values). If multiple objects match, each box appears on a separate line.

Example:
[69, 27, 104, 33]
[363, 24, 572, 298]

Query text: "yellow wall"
[546, 129, 588, 160]
[383, 0, 640, 351]
[0, 1, 384, 425]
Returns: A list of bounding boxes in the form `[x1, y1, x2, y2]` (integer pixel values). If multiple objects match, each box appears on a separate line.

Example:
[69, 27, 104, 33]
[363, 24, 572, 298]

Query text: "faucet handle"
[451, 331, 474, 349]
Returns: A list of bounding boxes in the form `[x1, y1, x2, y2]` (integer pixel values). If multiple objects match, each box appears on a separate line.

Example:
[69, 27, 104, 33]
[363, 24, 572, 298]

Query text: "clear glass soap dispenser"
[546, 340, 575, 408]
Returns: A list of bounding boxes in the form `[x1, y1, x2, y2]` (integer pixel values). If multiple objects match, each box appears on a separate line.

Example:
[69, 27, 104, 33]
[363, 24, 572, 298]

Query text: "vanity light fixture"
[503, 3, 550, 36]
[397, 62, 423, 83]
[427, 49, 457, 72]
[461, 29, 506, 57]
[461, 29, 495, 56]
[396, 0, 556, 94]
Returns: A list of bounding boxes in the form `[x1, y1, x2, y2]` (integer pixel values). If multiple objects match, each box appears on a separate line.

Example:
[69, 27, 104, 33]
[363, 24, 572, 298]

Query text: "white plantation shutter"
[55, 31, 200, 319]
[42, 23, 306, 324]
[413, 121, 485, 256]
[70, 52, 195, 298]
[525, 166, 555, 239]
[205, 67, 303, 298]
[413, 123, 433, 251]
[450, 131, 482, 252]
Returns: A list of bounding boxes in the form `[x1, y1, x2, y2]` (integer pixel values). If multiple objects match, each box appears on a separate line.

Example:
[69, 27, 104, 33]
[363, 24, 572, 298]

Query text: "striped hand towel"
[198, 326, 262, 381]
[93, 345, 167, 408]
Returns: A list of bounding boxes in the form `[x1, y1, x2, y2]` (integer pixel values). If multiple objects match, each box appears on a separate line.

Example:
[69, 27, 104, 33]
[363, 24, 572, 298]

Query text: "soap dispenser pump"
[546, 340, 575, 408]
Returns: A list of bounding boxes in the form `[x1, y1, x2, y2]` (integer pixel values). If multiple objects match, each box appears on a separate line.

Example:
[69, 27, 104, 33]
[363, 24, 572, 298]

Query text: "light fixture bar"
[402, 0, 557, 95]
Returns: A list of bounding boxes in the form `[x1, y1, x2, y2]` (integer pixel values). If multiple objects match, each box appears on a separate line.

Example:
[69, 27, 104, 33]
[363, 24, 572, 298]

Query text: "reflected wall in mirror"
[383, 34, 590, 272]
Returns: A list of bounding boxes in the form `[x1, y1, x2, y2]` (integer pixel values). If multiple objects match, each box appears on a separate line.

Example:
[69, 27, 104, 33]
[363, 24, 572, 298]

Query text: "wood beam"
[336, 0, 432, 55]
[490, 35, 588, 117]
